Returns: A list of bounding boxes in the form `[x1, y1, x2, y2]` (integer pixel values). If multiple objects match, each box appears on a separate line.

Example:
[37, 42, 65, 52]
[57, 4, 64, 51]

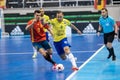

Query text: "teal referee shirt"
[99, 16, 115, 33]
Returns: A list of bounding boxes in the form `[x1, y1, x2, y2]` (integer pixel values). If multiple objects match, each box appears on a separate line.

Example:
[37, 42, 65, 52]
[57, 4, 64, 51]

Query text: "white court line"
[0, 52, 33, 55]
[65, 45, 105, 80]
[0, 50, 96, 55]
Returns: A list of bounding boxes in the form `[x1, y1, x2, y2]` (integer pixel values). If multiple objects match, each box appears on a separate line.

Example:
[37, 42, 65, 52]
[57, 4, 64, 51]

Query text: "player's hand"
[114, 33, 118, 39]
[114, 34, 118, 39]
[32, 19, 37, 24]
[77, 30, 82, 35]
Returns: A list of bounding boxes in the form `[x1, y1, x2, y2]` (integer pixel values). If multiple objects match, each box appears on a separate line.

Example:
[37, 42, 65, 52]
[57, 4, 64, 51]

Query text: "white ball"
[56, 64, 64, 72]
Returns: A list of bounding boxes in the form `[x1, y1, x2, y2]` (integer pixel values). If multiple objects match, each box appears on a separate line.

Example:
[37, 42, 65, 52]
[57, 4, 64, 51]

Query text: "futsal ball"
[56, 64, 64, 72]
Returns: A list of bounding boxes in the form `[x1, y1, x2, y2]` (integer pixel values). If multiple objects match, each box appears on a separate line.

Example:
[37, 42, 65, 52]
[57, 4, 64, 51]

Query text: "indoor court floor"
[0, 34, 120, 80]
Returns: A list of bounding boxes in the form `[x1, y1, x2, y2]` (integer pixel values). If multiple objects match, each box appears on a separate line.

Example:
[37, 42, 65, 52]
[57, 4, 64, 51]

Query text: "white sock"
[67, 53, 77, 68]
[33, 47, 37, 55]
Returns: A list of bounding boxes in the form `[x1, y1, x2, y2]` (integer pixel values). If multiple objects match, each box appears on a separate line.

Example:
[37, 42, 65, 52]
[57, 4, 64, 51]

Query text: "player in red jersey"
[26, 10, 57, 69]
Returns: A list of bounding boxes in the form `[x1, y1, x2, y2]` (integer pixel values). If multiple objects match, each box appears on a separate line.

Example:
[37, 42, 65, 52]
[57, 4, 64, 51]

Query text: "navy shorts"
[46, 32, 49, 42]
[32, 40, 51, 51]
[54, 38, 71, 56]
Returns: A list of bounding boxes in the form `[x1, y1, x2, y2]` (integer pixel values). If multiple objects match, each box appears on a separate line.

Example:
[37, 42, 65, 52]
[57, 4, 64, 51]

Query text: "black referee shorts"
[104, 31, 115, 44]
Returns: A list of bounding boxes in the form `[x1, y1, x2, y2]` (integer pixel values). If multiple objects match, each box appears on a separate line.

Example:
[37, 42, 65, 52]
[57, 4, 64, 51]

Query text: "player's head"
[34, 10, 41, 20]
[56, 11, 64, 22]
[101, 8, 108, 18]
[40, 8, 45, 16]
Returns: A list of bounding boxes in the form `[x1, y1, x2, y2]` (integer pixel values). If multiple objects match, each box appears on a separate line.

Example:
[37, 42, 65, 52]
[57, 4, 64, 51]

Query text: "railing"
[6, 0, 114, 8]
[4, 10, 101, 26]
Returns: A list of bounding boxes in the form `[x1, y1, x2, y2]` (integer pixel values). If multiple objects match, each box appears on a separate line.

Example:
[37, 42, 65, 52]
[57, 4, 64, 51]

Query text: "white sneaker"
[32, 53, 37, 58]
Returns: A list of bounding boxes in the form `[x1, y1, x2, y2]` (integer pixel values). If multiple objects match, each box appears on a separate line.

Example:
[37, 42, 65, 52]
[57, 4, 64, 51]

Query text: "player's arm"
[47, 27, 53, 37]
[44, 24, 53, 37]
[97, 25, 102, 36]
[25, 19, 36, 30]
[114, 23, 118, 38]
[114, 23, 118, 35]
[70, 24, 82, 34]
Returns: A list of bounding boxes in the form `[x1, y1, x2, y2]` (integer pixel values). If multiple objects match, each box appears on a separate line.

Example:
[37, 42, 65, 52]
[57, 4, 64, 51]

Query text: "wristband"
[97, 30, 101, 32]
[115, 33, 117, 35]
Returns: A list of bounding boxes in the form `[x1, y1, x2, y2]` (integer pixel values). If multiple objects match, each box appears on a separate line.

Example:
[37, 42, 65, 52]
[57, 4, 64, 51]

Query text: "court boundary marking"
[0, 50, 97, 55]
[65, 45, 105, 80]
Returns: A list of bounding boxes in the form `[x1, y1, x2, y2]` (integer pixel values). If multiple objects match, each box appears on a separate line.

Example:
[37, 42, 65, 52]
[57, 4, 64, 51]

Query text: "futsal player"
[26, 10, 57, 68]
[50, 11, 82, 71]
[32, 8, 50, 58]
[97, 8, 118, 61]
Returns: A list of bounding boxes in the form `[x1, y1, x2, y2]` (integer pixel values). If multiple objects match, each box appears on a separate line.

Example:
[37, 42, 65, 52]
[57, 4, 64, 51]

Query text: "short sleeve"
[64, 19, 71, 26]
[27, 20, 33, 25]
[111, 17, 115, 25]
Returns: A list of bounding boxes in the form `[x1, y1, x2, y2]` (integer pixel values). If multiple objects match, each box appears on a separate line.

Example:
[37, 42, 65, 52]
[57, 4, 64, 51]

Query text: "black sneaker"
[107, 53, 112, 59]
[112, 56, 116, 61]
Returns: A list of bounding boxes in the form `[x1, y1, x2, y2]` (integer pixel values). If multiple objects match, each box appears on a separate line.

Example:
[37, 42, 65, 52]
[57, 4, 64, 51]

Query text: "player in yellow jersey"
[32, 8, 50, 58]
[50, 11, 82, 71]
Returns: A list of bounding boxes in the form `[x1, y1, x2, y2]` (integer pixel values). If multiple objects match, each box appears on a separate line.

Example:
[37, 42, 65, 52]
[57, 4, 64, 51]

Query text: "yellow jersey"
[50, 18, 71, 42]
[41, 15, 50, 32]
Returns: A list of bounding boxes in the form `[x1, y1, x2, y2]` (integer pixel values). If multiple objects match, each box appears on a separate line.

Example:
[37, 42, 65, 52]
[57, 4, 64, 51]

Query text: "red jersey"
[27, 19, 49, 42]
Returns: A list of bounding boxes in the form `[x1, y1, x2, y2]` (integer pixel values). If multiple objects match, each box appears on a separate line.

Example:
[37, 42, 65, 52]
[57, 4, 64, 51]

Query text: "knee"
[106, 43, 112, 49]
[64, 47, 70, 54]
[46, 49, 53, 55]
[39, 48, 46, 56]
[60, 56, 67, 60]
[60, 54, 67, 60]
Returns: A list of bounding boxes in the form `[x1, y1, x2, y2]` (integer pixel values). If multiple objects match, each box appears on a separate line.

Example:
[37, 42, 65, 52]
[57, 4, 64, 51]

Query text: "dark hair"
[101, 8, 108, 12]
[56, 10, 63, 14]
[34, 10, 40, 14]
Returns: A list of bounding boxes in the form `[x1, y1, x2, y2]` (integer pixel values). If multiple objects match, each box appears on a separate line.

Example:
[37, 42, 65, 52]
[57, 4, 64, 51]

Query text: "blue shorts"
[46, 32, 49, 42]
[32, 40, 51, 51]
[54, 38, 71, 55]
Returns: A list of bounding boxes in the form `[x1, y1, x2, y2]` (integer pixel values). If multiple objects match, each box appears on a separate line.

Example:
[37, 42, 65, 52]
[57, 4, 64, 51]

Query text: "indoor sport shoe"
[112, 56, 116, 61]
[107, 53, 112, 59]
[32, 53, 37, 59]
[72, 67, 79, 71]
[52, 64, 57, 70]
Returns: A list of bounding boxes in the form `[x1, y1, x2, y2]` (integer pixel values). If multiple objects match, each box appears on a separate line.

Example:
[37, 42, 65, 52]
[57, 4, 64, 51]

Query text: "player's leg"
[41, 40, 57, 68]
[104, 34, 112, 59]
[33, 41, 57, 65]
[104, 32, 116, 61]
[54, 41, 67, 60]
[106, 42, 116, 61]
[32, 46, 38, 58]
[60, 38, 78, 71]
[54, 43, 77, 61]
[32, 32, 49, 59]
[54, 38, 78, 71]
[42, 40, 52, 56]
[63, 46, 78, 71]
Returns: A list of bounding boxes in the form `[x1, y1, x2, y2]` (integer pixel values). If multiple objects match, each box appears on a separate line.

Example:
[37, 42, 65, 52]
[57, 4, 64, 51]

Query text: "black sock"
[107, 47, 115, 57]
[109, 47, 116, 57]
[107, 47, 110, 52]
[43, 53, 56, 65]
[107, 48, 111, 58]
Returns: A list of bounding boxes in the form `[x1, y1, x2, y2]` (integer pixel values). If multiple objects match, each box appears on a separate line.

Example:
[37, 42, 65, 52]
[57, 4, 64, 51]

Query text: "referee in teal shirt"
[97, 8, 118, 61]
